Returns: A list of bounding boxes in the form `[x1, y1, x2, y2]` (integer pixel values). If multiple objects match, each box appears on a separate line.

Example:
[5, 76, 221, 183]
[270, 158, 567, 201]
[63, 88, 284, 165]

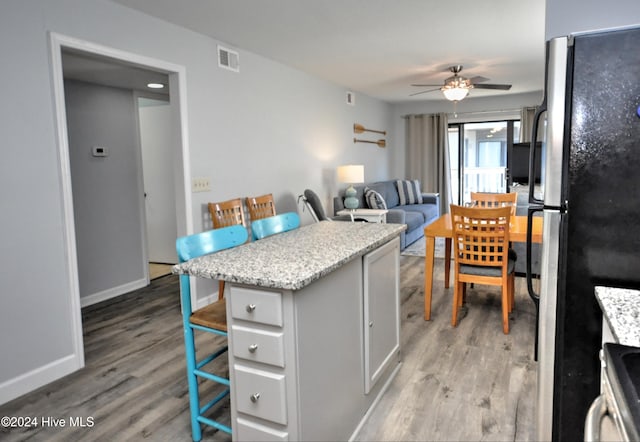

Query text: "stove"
[586, 344, 640, 441]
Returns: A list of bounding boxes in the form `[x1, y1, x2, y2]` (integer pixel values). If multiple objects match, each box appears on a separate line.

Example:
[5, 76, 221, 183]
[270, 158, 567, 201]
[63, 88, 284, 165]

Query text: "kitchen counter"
[173, 221, 406, 290]
[595, 286, 640, 347]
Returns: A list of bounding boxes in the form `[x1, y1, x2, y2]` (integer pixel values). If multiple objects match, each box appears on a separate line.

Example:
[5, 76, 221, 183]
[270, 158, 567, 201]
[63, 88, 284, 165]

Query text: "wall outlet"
[192, 177, 211, 193]
[92, 146, 108, 157]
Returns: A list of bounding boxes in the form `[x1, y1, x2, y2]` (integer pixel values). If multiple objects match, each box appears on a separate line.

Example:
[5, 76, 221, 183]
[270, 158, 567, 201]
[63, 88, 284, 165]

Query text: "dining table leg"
[444, 237, 452, 288]
[424, 235, 435, 320]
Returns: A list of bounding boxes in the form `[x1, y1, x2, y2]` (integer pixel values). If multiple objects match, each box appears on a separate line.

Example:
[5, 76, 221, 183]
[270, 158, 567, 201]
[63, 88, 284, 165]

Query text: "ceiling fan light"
[442, 86, 469, 101]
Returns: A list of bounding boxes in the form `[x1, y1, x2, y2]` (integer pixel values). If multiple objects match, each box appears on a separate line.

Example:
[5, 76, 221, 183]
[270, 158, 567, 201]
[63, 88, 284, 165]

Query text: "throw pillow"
[396, 179, 423, 205]
[364, 187, 387, 210]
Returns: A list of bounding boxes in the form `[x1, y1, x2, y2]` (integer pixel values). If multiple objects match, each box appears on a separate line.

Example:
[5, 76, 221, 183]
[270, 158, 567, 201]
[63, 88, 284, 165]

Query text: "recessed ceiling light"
[147, 83, 164, 89]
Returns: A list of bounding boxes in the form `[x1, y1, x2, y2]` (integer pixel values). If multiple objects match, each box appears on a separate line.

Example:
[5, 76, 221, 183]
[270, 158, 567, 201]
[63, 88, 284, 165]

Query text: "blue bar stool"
[176, 225, 248, 441]
[251, 212, 301, 240]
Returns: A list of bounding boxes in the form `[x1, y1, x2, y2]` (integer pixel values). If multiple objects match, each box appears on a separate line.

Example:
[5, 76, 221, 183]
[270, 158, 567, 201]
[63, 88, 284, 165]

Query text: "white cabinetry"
[228, 287, 290, 441]
[363, 238, 400, 394]
[226, 237, 401, 441]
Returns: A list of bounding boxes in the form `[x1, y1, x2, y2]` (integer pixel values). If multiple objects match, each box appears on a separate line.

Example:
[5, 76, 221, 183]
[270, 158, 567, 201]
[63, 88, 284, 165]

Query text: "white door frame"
[49, 32, 194, 368]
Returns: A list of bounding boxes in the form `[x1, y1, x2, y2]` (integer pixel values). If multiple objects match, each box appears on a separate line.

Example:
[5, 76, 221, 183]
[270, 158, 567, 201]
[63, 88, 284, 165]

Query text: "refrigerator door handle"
[526, 206, 542, 302]
[526, 205, 543, 360]
[528, 103, 546, 206]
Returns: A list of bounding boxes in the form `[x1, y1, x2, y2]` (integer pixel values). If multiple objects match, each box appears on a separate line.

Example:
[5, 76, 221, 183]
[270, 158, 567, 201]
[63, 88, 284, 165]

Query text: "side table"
[336, 208, 388, 223]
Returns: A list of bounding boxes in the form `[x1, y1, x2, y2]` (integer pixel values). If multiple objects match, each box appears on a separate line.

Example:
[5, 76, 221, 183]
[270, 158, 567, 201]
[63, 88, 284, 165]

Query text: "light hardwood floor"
[149, 262, 174, 280]
[0, 255, 536, 441]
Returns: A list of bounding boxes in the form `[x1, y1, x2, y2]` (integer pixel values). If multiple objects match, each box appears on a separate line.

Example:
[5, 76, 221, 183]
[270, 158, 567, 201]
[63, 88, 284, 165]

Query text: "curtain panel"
[520, 106, 543, 143]
[405, 113, 452, 215]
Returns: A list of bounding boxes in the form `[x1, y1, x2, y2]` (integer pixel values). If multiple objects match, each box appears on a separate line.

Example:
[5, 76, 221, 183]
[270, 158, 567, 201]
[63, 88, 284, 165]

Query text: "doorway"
[448, 120, 521, 205]
[50, 33, 193, 367]
[63, 52, 178, 303]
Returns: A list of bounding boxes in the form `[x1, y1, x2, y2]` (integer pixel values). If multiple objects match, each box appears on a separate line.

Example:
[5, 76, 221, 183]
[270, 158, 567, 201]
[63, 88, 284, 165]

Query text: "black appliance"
[509, 142, 541, 185]
[527, 26, 640, 441]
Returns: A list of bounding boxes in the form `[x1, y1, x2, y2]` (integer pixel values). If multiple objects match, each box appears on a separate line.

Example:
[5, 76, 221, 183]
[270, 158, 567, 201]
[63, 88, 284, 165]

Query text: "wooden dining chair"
[450, 204, 516, 334]
[246, 193, 276, 221]
[470, 191, 518, 217]
[208, 198, 246, 229]
[208, 198, 246, 300]
[471, 191, 519, 260]
[251, 212, 301, 240]
[176, 224, 249, 440]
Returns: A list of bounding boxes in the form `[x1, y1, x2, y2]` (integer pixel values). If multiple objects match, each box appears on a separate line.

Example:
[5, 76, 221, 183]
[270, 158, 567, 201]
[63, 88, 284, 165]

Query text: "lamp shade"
[442, 86, 469, 102]
[337, 165, 364, 184]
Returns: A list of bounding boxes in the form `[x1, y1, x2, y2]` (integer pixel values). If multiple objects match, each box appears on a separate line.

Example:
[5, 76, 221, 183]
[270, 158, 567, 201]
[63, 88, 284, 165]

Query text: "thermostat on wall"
[92, 146, 108, 157]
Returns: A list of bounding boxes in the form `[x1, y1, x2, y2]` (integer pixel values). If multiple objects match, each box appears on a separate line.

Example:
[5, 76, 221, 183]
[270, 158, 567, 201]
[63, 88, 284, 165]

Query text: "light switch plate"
[192, 177, 211, 193]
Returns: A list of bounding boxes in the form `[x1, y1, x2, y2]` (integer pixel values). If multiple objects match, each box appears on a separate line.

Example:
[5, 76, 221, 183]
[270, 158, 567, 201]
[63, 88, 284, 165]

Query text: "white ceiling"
[111, 0, 546, 103]
[62, 48, 170, 97]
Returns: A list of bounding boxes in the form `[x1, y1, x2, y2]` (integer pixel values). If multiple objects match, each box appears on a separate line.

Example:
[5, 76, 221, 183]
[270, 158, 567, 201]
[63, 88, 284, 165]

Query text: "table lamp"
[337, 164, 364, 210]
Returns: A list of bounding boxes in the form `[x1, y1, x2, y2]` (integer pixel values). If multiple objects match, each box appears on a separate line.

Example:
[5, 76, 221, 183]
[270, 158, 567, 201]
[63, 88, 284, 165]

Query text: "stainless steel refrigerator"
[527, 25, 640, 441]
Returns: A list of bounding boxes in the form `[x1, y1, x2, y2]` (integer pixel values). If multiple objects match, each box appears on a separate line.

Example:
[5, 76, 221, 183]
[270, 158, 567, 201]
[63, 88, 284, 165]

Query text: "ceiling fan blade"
[472, 83, 512, 90]
[411, 84, 442, 87]
[409, 87, 441, 97]
[469, 75, 489, 84]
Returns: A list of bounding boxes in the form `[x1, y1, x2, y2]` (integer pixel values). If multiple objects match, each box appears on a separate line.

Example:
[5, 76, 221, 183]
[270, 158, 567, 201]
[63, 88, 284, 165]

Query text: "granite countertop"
[595, 286, 640, 347]
[173, 221, 406, 291]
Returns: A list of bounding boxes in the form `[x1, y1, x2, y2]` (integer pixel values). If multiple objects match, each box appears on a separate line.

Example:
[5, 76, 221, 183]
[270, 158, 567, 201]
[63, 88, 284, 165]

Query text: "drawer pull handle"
[250, 393, 261, 403]
[246, 303, 257, 313]
[248, 344, 258, 353]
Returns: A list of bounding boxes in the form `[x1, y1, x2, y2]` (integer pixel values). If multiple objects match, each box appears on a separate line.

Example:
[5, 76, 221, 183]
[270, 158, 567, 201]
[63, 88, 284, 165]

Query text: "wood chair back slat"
[470, 192, 518, 217]
[208, 198, 246, 229]
[246, 193, 276, 221]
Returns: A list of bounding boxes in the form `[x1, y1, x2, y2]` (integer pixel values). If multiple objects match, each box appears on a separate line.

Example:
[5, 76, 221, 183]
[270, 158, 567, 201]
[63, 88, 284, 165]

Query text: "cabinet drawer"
[236, 417, 289, 441]
[230, 287, 283, 326]
[234, 364, 287, 425]
[231, 325, 285, 367]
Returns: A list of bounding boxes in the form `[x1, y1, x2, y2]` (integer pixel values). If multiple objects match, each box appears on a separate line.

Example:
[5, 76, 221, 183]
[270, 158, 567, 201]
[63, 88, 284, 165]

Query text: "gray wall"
[0, 0, 394, 404]
[65, 80, 146, 301]
[546, 0, 640, 39]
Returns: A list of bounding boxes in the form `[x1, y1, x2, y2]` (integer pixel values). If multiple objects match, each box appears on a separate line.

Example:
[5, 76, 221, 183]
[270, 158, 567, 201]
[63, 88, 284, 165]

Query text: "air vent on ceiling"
[218, 45, 239, 72]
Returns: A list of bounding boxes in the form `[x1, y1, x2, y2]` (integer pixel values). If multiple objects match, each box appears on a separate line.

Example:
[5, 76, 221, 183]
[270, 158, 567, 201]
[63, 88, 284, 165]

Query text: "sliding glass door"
[449, 120, 520, 205]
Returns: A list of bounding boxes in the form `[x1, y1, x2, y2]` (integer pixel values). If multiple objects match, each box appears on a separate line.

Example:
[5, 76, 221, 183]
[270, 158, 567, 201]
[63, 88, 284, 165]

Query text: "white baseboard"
[80, 278, 148, 307]
[194, 290, 219, 310]
[0, 354, 82, 406]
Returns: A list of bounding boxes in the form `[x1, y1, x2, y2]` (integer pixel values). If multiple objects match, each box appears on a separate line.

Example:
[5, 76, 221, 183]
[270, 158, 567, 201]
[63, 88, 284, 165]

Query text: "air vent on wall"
[218, 45, 239, 72]
[346, 91, 355, 106]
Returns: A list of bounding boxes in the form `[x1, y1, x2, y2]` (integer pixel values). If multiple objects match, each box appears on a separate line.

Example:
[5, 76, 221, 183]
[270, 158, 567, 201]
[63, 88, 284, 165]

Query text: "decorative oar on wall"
[353, 123, 386, 136]
[353, 123, 386, 148]
[353, 138, 386, 148]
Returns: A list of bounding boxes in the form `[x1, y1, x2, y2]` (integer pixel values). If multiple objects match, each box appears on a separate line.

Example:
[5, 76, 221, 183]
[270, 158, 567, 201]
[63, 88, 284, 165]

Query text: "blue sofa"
[333, 180, 440, 250]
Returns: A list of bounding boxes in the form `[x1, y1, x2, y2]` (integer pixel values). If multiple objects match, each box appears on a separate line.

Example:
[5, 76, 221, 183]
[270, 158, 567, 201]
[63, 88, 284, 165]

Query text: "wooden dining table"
[423, 213, 543, 320]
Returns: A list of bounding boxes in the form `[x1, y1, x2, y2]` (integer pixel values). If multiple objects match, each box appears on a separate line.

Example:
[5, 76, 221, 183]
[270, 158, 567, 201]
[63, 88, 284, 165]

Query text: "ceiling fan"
[410, 65, 512, 101]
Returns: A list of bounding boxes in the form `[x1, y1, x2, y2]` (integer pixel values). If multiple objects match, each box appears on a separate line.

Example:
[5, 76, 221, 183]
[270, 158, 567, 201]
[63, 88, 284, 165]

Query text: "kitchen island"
[174, 221, 406, 441]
